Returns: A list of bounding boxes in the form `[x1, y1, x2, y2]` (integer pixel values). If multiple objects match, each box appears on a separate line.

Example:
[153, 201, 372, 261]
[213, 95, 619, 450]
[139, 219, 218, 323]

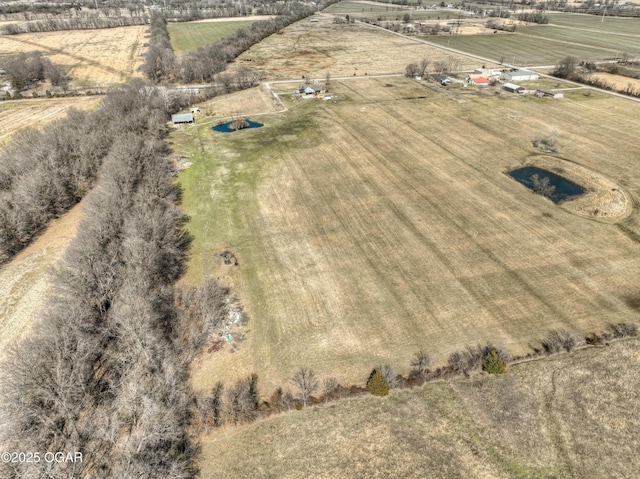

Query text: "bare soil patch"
[0, 25, 147, 85]
[0, 201, 83, 363]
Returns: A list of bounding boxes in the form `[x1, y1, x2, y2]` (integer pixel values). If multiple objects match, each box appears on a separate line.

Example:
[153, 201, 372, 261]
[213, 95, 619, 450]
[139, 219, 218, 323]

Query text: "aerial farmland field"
[0, 96, 100, 145]
[228, 19, 484, 80]
[167, 17, 265, 52]
[0, 25, 146, 85]
[174, 67, 640, 393]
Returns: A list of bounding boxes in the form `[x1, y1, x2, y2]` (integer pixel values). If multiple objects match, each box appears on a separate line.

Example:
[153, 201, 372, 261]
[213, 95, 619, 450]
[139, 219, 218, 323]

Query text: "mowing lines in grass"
[168, 20, 260, 52]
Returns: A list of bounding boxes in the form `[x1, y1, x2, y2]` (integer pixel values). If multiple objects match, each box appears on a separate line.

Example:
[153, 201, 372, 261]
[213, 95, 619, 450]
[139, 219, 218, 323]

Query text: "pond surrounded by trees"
[212, 119, 264, 133]
[509, 166, 585, 203]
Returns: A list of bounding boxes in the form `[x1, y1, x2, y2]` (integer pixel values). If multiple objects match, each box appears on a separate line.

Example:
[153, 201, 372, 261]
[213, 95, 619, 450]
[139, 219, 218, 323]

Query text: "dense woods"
[0, 81, 230, 478]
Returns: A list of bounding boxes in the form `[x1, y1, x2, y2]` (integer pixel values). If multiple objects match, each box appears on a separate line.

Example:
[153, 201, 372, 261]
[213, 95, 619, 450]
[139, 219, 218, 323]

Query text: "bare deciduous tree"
[292, 367, 318, 407]
[410, 350, 431, 377]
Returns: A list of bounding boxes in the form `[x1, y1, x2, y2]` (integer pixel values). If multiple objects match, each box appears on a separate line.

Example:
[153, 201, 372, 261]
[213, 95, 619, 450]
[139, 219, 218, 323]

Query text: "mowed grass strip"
[168, 20, 260, 52]
[199, 338, 640, 479]
[179, 77, 640, 393]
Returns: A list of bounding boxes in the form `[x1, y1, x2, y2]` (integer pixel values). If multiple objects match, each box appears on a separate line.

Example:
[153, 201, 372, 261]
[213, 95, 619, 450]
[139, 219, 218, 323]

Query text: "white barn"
[501, 70, 539, 82]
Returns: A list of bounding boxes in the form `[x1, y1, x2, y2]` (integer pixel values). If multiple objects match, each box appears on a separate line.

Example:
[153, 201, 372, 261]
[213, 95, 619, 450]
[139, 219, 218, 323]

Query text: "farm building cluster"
[294, 81, 332, 100]
[431, 68, 564, 99]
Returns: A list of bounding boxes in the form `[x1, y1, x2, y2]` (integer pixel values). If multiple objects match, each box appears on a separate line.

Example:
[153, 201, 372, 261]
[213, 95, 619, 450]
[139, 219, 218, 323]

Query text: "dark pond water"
[212, 120, 264, 133]
[508, 166, 584, 204]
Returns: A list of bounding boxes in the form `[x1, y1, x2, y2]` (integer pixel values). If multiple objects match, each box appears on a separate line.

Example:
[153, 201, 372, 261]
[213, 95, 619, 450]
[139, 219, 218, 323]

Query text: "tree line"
[0, 14, 150, 35]
[0, 77, 189, 265]
[0, 80, 232, 478]
[189, 321, 639, 430]
[142, 0, 340, 85]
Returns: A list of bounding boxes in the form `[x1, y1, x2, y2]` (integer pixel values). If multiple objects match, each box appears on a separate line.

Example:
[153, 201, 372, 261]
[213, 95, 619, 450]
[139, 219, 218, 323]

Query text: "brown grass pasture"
[0, 96, 100, 145]
[230, 18, 486, 80]
[199, 338, 640, 478]
[178, 76, 640, 394]
[190, 85, 282, 122]
[0, 202, 83, 363]
[0, 25, 147, 85]
[589, 71, 640, 91]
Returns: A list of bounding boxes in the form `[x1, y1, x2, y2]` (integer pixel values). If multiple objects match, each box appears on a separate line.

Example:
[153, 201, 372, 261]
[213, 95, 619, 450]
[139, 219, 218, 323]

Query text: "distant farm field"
[547, 12, 640, 34]
[167, 19, 262, 52]
[517, 25, 640, 58]
[0, 97, 100, 145]
[427, 33, 617, 65]
[0, 25, 146, 85]
[174, 75, 640, 393]
[229, 19, 487, 80]
[324, 1, 454, 20]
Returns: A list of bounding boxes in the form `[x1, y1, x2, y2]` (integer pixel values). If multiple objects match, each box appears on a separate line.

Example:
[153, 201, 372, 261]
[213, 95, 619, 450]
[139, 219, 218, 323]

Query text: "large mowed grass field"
[173, 74, 640, 393]
[167, 19, 262, 52]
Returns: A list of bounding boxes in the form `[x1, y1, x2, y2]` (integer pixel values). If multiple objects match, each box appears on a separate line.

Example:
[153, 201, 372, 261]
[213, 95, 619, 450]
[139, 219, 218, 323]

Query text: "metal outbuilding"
[503, 83, 525, 94]
[172, 113, 194, 125]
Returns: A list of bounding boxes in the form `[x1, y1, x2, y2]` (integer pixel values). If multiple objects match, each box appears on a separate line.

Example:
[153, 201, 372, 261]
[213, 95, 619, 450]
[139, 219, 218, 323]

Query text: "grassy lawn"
[174, 77, 640, 394]
[168, 20, 260, 52]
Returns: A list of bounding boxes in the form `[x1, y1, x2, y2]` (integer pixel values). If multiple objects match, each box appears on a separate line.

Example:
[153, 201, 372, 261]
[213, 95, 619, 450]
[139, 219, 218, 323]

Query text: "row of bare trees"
[142, 0, 341, 85]
[0, 14, 150, 34]
[190, 321, 639, 432]
[0, 79, 190, 265]
[0, 81, 228, 478]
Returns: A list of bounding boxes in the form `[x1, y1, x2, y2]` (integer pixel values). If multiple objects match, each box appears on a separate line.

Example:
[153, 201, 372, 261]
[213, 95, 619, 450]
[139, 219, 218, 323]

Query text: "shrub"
[482, 349, 507, 374]
[609, 322, 639, 338]
[367, 369, 390, 397]
[540, 329, 577, 355]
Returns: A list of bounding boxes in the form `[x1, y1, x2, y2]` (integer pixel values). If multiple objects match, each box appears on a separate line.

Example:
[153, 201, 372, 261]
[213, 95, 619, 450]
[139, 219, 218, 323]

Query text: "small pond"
[509, 166, 585, 204]
[212, 119, 264, 133]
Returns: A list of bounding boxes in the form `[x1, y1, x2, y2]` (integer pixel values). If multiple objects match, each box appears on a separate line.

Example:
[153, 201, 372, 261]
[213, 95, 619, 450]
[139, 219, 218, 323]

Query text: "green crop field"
[168, 19, 260, 52]
[547, 12, 640, 34]
[427, 33, 614, 65]
[518, 25, 640, 58]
